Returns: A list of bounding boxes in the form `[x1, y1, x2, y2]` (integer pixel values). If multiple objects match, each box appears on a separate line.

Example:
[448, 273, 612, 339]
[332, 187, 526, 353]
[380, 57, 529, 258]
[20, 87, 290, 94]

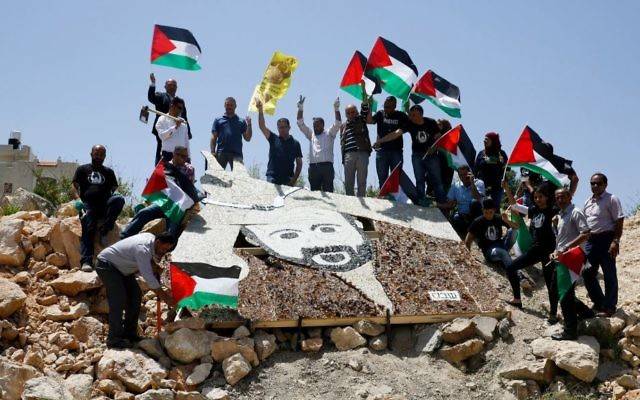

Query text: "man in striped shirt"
[296, 96, 342, 192]
[340, 100, 372, 197]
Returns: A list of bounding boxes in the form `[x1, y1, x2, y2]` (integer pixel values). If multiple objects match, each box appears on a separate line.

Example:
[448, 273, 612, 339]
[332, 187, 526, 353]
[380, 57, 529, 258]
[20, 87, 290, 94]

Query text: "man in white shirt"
[96, 232, 176, 348]
[155, 97, 190, 162]
[296, 96, 341, 192]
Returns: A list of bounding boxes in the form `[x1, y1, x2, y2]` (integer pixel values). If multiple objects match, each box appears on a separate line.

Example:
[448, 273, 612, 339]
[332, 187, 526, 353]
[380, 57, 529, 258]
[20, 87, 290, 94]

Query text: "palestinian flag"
[430, 124, 476, 170]
[378, 163, 418, 204]
[556, 247, 588, 301]
[151, 25, 201, 71]
[410, 70, 461, 118]
[340, 51, 381, 111]
[507, 126, 575, 187]
[365, 37, 418, 100]
[170, 263, 241, 309]
[511, 198, 533, 257]
[142, 162, 195, 224]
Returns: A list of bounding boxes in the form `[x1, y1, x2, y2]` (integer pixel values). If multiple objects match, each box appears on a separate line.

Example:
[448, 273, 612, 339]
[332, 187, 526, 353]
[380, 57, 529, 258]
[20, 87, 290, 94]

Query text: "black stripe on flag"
[458, 126, 477, 170]
[357, 51, 382, 95]
[156, 25, 201, 52]
[527, 126, 575, 176]
[173, 262, 241, 279]
[431, 71, 460, 101]
[380, 37, 418, 76]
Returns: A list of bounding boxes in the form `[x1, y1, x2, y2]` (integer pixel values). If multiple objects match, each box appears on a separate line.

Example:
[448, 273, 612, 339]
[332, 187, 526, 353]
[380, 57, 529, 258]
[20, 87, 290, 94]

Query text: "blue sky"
[2, 1, 639, 211]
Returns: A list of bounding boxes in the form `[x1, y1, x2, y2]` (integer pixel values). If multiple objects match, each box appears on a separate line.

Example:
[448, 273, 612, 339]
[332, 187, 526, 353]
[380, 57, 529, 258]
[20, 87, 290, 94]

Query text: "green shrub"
[1, 204, 21, 216]
[32, 170, 74, 207]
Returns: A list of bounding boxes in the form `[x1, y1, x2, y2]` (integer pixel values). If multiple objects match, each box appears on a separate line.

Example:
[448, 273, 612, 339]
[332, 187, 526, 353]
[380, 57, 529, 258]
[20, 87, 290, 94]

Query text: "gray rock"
[471, 316, 498, 342]
[165, 328, 217, 364]
[222, 353, 251, 386]
[596, 360, 631, 382]
[22, 376, 74, 400]
[0, 358, 41, 400]
[134, 388, 175, 400]
[353, 320, 385, 337]
[530, 336, 600, 382]
[498, 359, 556, 384]
[49, 271, 102, 296]
[414, 325, 443, 353]
[138, 338, 166, 360]
[64, 374, 93, 400]
[438, 339, 484, 364]
[0, 278, 26, 318]
[186, 363, 212, 386]
[254, 330, 277, 361]
[330, 327, 366, 351]
[0, 188, 55, 215]
[202, 387, 230, 400]
[232, 325, 251, 338]
[96, 349, 168, 393]
[369, 334, 388, 351]
[442, 318, 476, 344]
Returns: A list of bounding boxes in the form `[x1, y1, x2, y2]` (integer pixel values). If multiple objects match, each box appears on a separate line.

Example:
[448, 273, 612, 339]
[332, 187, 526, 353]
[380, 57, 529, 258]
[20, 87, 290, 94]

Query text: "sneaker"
[596, 308, 616, 318]
[81, 263, 93, 272]
[107, 338, 133, 349]
[504, 299, 523, 309]
[551, 330, 577, 341]
[547, 316, 559, 325]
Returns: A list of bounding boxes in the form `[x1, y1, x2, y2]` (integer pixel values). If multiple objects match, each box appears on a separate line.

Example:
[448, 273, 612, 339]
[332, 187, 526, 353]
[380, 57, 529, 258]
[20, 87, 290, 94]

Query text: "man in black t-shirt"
[366, 96, 408, 188]
[72, 145, 124, 271]
[465, 198, 519, 267]
[406, 105, 444, 206]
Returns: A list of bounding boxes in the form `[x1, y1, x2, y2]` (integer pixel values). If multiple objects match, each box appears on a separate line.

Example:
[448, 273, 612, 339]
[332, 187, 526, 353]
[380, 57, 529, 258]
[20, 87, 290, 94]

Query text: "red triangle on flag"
[557, 246, 586, 275]
[142, 162, 169, 196]
[508, 126, 536, 164]
[378, 164, 401, 198]
[170, 264, 196, 303]
[413, 71, 437, 98]
[151, 25, 176, 61]
[366, 37, 392, 70]
[340, 51, 366, 87]
[435, 125, 462, 154]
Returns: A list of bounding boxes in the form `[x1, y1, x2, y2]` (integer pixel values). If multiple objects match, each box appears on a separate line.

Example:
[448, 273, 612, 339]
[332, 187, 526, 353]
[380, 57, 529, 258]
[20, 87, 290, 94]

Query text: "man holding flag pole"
[550, 187, 595, 340]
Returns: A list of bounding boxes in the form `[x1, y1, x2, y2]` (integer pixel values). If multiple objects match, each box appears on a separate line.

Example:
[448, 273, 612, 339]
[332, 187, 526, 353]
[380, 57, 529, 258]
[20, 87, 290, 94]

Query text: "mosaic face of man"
[243, 208, 371, 272]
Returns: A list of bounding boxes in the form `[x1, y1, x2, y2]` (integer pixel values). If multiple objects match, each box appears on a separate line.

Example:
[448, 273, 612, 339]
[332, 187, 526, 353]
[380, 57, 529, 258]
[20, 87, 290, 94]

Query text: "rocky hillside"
[1, 199, 640, 399]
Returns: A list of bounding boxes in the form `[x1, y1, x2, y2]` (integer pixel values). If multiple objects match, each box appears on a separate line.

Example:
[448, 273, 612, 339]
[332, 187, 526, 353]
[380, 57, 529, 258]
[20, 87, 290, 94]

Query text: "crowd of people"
[68, 74, 625, 347]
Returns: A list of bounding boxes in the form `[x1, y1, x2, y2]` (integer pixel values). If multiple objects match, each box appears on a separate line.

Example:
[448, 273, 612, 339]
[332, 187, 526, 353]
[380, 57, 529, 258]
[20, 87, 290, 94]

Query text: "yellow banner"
[248, 51, 298, 115]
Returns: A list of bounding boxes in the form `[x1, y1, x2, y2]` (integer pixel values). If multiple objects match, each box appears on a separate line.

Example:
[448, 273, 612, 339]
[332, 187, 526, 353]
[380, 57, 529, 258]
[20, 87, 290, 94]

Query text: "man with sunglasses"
[148, 73, 190, 164]
[155, 97, 189, 162]
[582, 172, 624, 317]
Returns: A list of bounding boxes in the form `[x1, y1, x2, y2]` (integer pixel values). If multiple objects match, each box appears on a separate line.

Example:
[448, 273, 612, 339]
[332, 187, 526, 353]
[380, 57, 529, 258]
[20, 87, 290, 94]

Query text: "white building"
[0, 131, 78, 195]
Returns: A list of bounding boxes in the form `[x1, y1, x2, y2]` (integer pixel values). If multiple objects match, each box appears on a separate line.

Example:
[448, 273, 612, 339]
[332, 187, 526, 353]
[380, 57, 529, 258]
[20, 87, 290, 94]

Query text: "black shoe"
[578, 308, 596, 320]
[504, 299, 523, 309]
[107, 338, 133, 349]
[547, 316, 559, 325]
[551, 330, 577, 341]
[126, 334, 144, 343]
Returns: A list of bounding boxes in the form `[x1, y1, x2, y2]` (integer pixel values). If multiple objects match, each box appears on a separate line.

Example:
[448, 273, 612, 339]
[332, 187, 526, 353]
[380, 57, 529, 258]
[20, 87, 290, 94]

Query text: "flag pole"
[423, 125, 454, 161]
[156, 300, 163, 337]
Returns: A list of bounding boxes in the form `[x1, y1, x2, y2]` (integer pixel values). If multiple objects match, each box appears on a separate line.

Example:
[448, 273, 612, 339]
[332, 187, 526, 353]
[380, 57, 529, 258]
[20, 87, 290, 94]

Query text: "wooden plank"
[365, 231, 380, 240]
[204, 310, 509, 330]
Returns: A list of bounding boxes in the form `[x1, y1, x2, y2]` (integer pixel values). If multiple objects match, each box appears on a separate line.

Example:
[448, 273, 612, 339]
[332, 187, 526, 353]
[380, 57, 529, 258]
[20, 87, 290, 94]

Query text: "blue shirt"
[447, 179, 485, 215]
[212, 115, 247, 157]
[266, 132, 303, 184]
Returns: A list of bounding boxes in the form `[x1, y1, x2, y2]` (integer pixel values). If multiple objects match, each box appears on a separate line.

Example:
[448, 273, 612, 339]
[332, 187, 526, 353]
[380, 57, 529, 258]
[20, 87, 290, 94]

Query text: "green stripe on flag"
[556, 262, 574, 301]
[511, 213, 532, 256]
[152, 53, 201, 71]
[177, 291, 238, 309]
[368, 68, 413, 99]
[143, 191, 185, 224]
[508, 163, 564, 187]
[341, 85, 378, 111]
[425, 96, 461, 118]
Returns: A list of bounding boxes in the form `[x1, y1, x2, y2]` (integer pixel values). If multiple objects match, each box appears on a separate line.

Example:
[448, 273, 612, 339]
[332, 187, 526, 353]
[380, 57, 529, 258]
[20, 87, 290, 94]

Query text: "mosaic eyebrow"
[310, 223, 340, 231]
[269, 228, 303, 236]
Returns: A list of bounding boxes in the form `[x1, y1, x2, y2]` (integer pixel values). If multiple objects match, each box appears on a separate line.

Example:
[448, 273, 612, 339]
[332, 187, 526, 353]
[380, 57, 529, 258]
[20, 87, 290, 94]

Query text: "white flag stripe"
[435, 89, 461, 108]
[387, 56, 418, 85]
[193, 276, 239, 297]
[170, 40, 201, 59]
[162, 177, 194, 211]
[532, 150, 571, 186]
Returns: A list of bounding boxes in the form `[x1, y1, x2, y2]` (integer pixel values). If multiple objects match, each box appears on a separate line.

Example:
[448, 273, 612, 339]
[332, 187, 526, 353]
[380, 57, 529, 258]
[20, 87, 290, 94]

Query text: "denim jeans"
[483, 230, 515, 268]
[411, 153, 446, 203]
[485, 186, 504, 209]
[583, 231, 618, 310]
[80, 195, 125, 266]
[507, 243, 556, 316]
[375, 150, 403, 188]
[95, 259, 142, 342]
[215, 152, 243, 170]
[120, 204, 178, 239]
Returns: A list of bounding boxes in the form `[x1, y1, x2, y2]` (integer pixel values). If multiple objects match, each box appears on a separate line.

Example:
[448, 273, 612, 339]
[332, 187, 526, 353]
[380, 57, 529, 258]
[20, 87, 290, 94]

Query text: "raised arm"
[243, 116, 252, 141]
[147, 73, 161, 105]
[569, 172, 579, 197]
[255, 98, 271, 140]
[296, 95, 312, 140]
[502, 209, 520, 229]
[502, 179, 517, 205]
[328, 97, 342, 137]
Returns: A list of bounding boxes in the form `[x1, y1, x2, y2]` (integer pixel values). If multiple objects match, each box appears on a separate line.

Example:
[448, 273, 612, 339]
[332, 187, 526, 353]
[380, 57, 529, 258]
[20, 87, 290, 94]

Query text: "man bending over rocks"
[96, 232, 176, 349]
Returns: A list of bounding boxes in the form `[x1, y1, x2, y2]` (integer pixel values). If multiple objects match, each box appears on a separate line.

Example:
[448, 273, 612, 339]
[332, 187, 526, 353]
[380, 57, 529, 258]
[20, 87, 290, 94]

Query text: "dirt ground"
[218, 214, 640, 400]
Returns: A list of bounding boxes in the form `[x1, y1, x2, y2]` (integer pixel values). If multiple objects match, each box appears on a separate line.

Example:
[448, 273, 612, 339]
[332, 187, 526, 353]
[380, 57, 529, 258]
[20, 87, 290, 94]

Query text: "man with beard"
[72, 145, 124, 271]
[148, 73, 190, 164]
[211, 97, 252, 170]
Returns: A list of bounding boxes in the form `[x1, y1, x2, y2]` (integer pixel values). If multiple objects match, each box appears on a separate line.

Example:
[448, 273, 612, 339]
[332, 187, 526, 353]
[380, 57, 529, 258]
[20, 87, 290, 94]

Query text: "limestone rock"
[43, 302, 90, 321]
[165, 317, 206, 334]
[22, 376, 74, 400]
[176, 391, 207, 400]
[498, 359, 557, 384]
[69, 316, 104, 346]
[64, 374, 94, 400]
[31, 243, 48, 260]
[354, 320, 385, 337]
[134, 388, 175, 400]
[138, 338, 166, 360]
[0, 218, 25, 267]
[579, 317, 626, 343]
[623, 390, 640, 399]
[202, 387, 230, 400]
[442, 318, 477, 344]
[498, 318, 511, 339]
[0, 358, 41, 400]
[0, 278, 26, 318]
[186, 363, 212, 386]
[96, 379, 126, 395]
[222, 353, 251, 386]
[369, 334, 388, 351]
[23, 348, 45, 370]
[232, 325, 251, 338]
[626, 324, 640, 337]
[165, 328, 217, 364]
[438, 338, 484, 364]
[0, 188, 55, 215]
[60, 217, 82, 269]
[330, 326, 366, 351]
[46, 252, 68, 267]
[301, 338, 323, 352]
[254, 330, 277, 361]
[48, 220, 66, 254]
[618, 374, 640, 390]
[414, 325, 443, 354]
[509, 379, 541, 400]
[114, 392, 136, 400]
[471, 316, 498, 342]
[96, 349, 168, 393]
[56, 201, 79, 218]
[49, 271, 101, 296]
[211, 337, 258, 367]
[530, 336, 599, 382]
